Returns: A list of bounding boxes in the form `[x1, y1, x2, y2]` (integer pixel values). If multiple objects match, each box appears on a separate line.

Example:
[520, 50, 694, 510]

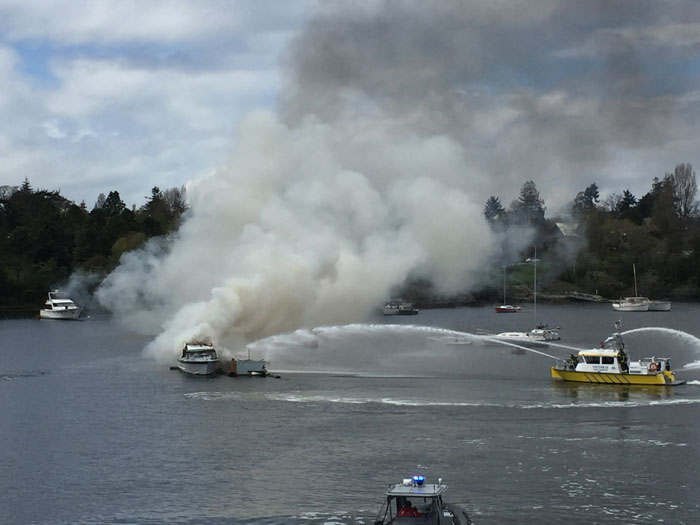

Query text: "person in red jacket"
[397, 501, 424, 517]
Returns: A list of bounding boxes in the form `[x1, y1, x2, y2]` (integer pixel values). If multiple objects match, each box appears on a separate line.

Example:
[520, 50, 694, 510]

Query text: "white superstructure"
[177, 342, 220, 376]
[39, 290, 82, 320]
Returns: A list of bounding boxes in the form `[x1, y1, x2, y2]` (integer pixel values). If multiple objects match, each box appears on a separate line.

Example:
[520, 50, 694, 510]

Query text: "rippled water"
[2, 303, 700, 524]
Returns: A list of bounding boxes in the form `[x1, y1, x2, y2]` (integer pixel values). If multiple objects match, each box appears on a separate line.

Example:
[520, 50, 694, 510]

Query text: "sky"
[5, 1, 700, 361]
[0, 0, 314, 208]
[1, 1, 699, 210]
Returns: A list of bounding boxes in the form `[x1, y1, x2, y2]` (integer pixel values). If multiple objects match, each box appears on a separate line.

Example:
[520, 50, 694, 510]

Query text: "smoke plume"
[96, 1, 699, 361]
[97, 111, 495, 361]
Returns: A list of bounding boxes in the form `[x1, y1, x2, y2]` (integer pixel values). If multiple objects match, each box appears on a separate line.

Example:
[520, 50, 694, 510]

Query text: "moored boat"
[612, 265, 672, 312]
[39, 290, 82, 320]
[177, 341, 220, 376]
[550, 322, 685, 386]
[648, 299, 672, 311]
[374, 475, 472, 524]
[383, 301, 401, 315]
[494, 304, 521, 313]
[383, 300, 419, 315]
[528, 324, 561, 341]
[398, 303, 419, 315]
[611, 297, 649, 312]
[492, 325, 560, 348]
[612, 297, 672, 312]
[495, 265, 520, 313]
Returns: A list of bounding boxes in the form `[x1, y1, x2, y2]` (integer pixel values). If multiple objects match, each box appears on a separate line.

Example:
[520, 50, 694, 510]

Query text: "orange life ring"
[648, 362, 659, 372]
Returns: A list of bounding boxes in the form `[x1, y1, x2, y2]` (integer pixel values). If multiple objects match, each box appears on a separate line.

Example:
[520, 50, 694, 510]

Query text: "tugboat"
[374, 475, 472, 524]
[550, 321, 685, 386]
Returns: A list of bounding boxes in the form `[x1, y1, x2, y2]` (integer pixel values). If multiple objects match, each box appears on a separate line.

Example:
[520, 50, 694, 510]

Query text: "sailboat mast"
[633, 263, 638, 296]
[503, 265, 507, 304]
[533, 246, 537, 324]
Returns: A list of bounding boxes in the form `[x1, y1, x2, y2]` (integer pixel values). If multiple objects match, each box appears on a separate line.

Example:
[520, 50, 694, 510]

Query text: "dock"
[564, 291, 607, 302]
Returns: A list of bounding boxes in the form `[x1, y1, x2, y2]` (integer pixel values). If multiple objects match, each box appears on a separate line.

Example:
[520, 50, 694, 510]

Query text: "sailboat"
[612, 264, 672, 312]
[495, 265, 521, 313]
[494, 249, 560, 343]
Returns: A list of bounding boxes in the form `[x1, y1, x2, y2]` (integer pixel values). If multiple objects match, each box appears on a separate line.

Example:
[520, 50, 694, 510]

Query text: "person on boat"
[568, 354, 578, 370]
[398, 501, 424, 517]
[618, 350, 628, 372]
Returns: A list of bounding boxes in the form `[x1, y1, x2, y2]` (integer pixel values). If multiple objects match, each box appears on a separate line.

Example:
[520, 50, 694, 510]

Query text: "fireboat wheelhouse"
[550, 322, 685, 386]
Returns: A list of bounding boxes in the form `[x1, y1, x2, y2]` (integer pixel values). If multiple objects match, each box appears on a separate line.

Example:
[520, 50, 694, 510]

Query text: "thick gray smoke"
[279, 1, 700, 206]
[97, 0, 699, 362]
[97, 111, 495, 361]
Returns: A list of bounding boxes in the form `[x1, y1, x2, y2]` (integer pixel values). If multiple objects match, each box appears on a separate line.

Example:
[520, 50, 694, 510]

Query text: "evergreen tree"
[510, 180, 545, 226]
[483, 196, 506, 224]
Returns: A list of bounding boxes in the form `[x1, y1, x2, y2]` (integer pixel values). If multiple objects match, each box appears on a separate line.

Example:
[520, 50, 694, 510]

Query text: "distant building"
[555, 222, 579, 237]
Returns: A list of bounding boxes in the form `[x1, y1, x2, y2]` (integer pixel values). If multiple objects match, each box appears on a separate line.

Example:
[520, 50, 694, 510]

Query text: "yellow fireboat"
[550, 322, 686, 386]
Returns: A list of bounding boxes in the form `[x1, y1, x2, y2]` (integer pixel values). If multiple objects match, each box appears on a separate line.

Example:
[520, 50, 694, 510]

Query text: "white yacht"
[612, 264, 672, 311]
[39, 290, 82, 320]
[612, 297, 649, 312]
[177, 342, 220, 376]
[612, 297, 671, 312]
[493, 325, 560, 347]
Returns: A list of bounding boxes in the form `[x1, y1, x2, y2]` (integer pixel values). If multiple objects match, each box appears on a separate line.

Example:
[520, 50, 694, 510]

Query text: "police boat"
[374, 475, 472, 525]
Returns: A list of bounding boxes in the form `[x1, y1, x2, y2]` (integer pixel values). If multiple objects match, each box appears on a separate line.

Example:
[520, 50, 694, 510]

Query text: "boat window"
[601, 356, 615, 365]
[584, 356, 600, 364]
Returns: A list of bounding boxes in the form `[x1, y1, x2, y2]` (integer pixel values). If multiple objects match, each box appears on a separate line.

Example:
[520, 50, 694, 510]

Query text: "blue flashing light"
[412, 475, 425, 486]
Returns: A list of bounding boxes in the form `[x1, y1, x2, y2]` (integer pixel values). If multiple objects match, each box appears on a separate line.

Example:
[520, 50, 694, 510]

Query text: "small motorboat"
[383, 300, 419, 315]
[398, 303, 419, 315]
[177, 341, 220, 376]
[490, 325, 560, 348]
[494, 304, 520, 313]
[550, 322, 685, 386]
[527, 324, 560, 341]
[39, 290, 82, 320]
[374, 475, 472, 524]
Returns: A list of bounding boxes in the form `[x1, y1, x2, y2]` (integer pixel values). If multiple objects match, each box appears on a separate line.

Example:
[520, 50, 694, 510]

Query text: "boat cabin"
[180, 342, 218, 361]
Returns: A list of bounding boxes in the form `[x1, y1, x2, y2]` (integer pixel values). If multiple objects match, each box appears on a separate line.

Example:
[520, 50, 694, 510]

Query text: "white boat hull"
[612, 302, 648, 312]
[649, 301, 671, 311]
[177, 360, 219, 376]
[39, 307, 82, 320]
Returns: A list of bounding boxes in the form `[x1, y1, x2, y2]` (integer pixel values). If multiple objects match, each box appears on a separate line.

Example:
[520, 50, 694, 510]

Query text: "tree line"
[0, 180, 187, 308]
[2, 163, 699, 311]
[483, 163, 700, 301]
